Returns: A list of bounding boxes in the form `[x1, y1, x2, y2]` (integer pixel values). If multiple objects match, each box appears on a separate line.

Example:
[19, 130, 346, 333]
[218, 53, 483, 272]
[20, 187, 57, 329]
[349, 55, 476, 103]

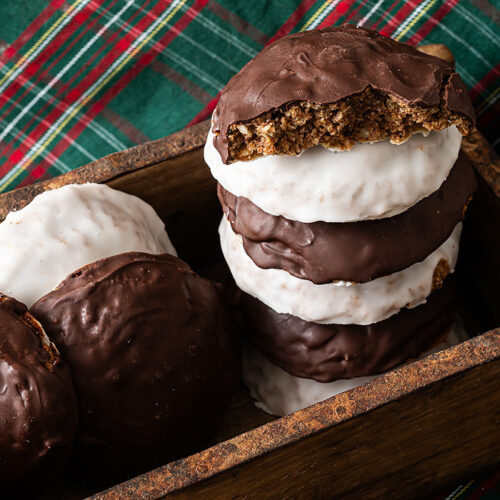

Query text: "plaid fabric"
[0, 0, 498, 193]
[432, 470, 500, 500]
[0, 1, 498, 496]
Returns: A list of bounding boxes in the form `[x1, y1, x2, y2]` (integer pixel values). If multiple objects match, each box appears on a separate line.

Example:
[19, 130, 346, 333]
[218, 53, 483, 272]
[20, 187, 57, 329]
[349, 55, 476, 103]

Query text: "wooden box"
[1, 120, 498, 500]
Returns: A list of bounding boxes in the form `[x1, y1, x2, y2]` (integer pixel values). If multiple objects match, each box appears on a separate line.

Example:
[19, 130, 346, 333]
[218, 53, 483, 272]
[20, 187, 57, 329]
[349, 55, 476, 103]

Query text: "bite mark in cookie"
[213, 24, 474, 163]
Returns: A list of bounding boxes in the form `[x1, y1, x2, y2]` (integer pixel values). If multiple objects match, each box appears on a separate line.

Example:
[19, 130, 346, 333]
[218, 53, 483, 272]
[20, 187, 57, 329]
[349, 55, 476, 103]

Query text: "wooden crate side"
[91, 330, 500, 500]
[461, 128, 500, 198]
[459, 176, 500, 333]
[459, 128, 500, 331]
[166, 357, 500, 500]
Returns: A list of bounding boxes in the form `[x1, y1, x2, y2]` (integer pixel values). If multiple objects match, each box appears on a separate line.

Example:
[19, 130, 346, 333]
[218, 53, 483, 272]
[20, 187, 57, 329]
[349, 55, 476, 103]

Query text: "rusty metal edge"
[91, 330, 500, 500]
[0, 120, 210, 220]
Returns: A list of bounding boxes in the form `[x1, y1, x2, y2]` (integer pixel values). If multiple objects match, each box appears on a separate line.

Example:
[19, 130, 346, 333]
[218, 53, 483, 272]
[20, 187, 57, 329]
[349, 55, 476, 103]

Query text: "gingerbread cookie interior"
[225, 88, 471, 162]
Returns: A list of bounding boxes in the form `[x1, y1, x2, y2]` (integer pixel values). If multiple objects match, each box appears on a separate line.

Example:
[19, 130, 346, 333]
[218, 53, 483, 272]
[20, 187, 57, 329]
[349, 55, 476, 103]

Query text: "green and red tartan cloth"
[0, 0, 498, 193]
[0, 1, 498, 497]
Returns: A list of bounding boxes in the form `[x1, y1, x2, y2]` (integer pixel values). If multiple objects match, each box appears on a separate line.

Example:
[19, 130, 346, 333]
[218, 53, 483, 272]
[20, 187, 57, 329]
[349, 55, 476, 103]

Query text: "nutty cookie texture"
[213, 24, 475, 163]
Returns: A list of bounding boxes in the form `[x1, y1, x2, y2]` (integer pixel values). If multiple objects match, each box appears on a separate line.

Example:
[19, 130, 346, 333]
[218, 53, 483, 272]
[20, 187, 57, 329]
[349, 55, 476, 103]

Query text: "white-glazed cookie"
[220, 217, 461, 325]
[0, 183, 176, 306]
[205, 126, 462, 223]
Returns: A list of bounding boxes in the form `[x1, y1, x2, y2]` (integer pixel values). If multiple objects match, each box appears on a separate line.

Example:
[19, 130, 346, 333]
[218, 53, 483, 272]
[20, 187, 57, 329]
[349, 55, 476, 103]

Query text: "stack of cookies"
[204, 25, 476, 416]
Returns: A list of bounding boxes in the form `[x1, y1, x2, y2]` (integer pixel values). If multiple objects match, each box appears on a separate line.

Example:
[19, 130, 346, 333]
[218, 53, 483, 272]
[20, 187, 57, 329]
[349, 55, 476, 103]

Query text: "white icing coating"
[220, 217, 462, 325]
[205, 127, 462, 223]
[243, 326, 469, 416]
[0, 183, 176, 307]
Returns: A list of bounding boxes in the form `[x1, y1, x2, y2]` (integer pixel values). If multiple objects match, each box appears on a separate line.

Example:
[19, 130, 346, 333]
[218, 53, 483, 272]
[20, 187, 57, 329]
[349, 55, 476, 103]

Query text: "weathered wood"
[170, 357, 500, 500]
[92, 331, 500, 500]
[458, 131, 500, 333]
[461, 128, 500, 197]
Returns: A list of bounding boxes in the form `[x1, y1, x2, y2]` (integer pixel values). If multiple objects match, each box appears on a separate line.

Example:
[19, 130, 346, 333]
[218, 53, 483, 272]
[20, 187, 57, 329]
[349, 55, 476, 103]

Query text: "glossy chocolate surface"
[213, 24, 474, 162]
[31, 252, 239, 481]
[219, 153, 476, 283]
[0, 295, 77, 493]
[236, 277, 457, 383]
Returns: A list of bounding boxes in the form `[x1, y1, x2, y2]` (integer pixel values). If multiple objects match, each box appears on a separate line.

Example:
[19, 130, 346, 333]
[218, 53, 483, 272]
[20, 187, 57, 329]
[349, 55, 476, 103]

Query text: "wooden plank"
[170, 360, 500, 500]
[92, 330, 500, 500]
[458, 128, 500, 330]
[461, 128, 500, 198]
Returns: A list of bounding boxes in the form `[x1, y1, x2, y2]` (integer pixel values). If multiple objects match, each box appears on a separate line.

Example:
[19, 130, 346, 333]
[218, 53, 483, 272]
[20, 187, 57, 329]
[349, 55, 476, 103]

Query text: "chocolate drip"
[219, 152, 476, 283]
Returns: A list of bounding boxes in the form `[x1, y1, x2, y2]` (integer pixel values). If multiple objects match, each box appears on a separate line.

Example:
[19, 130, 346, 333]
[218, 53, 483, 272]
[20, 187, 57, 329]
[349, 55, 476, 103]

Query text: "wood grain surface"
[168, 352, 500, 500]
[458, 130, 500, 334]
[93, 331, 499, 500]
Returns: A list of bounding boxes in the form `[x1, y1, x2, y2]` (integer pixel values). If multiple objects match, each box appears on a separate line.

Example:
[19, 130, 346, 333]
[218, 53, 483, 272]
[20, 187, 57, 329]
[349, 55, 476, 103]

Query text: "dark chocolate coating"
[31, 252, 239, 481]
[219, 152, 476, 283]
[213, 24, 475, 163]
[0, 295, 77, 494]
[237, 277, 457, 383]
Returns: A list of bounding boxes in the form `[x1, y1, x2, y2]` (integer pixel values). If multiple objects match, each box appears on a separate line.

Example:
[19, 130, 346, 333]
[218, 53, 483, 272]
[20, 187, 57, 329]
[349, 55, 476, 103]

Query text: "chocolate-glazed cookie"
[212, 24, 474, 163]
[0, 295, 77, 494]
[31, 252, 239, 482]
[236, 276, 457, 383]
[219, 152, 476, 283]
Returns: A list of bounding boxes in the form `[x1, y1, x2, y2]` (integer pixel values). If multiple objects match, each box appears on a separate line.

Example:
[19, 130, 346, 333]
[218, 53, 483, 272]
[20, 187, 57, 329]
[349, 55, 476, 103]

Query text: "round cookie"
[31, 252, 239, 481]
[219, 152, 476, 283]
[205, 126, 462, 223]
[236, 276, 457, 383]
[243, 325, 468, 417]
[0, 295, 77, 494]
[0, 183, 176, 307]
[212, 24, 474, 163]
[220, 217, 461, 325]
[204, 127, 462, 222]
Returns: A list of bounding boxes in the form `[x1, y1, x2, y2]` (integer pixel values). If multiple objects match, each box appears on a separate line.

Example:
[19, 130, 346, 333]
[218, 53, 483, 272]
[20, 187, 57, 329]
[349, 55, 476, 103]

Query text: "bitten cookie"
[212, 24, 474, 163]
